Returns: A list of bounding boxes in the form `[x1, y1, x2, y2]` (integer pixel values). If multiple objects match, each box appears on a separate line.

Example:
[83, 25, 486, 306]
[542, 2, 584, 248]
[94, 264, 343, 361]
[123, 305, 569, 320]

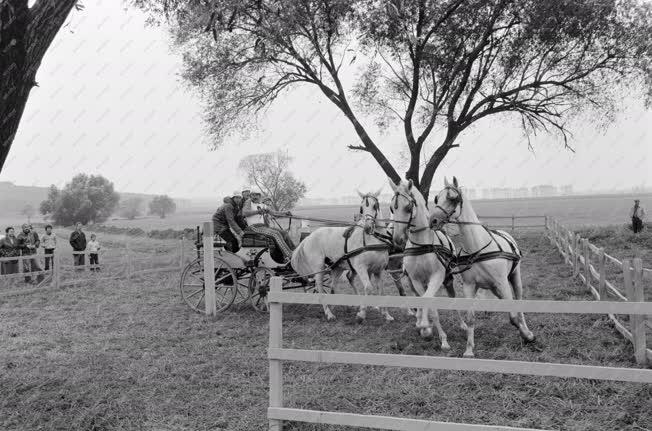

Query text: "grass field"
[1, 229, 650, 431]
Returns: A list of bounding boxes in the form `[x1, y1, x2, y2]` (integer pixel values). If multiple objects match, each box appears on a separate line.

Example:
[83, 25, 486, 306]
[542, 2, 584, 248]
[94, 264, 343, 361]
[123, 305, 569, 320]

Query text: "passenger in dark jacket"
[69, 222, 87, 269]
[212, 196, 247, 253]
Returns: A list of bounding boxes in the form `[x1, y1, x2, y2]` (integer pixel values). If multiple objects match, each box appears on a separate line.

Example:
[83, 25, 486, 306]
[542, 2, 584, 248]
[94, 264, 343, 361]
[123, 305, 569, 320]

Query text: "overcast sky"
[1, 1, 650, 200]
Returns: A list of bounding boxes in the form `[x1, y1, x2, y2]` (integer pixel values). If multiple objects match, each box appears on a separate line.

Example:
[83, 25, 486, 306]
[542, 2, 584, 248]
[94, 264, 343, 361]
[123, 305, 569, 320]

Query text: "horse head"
[387, 178, 427, 250]
[430, 176, 463, 230]
[357, 189, 382, 234]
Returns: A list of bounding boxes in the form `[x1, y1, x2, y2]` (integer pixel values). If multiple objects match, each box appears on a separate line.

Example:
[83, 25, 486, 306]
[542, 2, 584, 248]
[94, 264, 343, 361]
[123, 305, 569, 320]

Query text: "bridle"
[432, 186, 463, 227]
[389, 190, 417, 228]
[432, 185, 484, 228]
[359, 194, 381, 231]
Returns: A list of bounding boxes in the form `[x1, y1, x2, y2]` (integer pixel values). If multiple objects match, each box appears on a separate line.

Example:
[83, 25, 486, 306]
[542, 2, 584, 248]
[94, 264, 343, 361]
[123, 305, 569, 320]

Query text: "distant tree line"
[39, 174, 177, 226]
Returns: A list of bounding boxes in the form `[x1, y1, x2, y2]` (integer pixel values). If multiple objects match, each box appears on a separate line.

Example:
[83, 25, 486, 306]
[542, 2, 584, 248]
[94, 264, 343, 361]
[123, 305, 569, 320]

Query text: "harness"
[433, 185, 522, 275]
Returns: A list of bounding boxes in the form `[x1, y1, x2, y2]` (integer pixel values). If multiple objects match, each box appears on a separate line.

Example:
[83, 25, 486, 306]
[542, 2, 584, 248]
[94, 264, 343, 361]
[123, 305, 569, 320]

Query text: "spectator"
[42, 225, 57, 271]
[69, 222, 87, 269]
[17, 223, 44, 284]
[0, 227, 19, 275]
[212, 195, 246, 253]
[630, 199, 646, 233]
[88, 234, 101, 272]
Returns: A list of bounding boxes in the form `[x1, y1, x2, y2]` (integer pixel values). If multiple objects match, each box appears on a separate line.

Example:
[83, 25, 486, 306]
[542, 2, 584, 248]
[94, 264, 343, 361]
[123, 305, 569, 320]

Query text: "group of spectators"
[0, 222, 102, 283]
[212, 189, 295, 263]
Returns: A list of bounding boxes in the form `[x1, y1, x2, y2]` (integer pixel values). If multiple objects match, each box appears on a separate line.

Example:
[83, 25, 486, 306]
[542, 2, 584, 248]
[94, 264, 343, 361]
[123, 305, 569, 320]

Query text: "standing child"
[88, 234, 101, 272]
[42, 225, 57, 271]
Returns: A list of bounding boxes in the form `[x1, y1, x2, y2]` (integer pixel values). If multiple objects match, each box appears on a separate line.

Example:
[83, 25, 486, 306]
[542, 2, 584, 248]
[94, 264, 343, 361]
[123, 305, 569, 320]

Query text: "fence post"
[598, 248, 606, 300]
[202, 221, 216, 316]
[583, 239, 590, 287]
[53, 250, 61, 289]
[179, 237, 185, 269]
[544, 215, 548, 230]
[573, 235, 581, 277]
[125, 241, 131, 279]
[631, 258, 647, 365]
[269, 276, 284, 431]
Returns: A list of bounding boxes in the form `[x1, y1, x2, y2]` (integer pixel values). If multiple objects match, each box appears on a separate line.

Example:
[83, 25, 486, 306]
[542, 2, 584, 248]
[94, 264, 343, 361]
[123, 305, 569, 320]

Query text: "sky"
[1, 0, 651, 200]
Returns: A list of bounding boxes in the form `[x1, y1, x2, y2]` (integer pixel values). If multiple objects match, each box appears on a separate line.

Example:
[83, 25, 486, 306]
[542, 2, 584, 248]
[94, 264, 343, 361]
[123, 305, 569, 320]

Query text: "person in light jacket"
[42, 225, 57, 271]
[630, 199, 646, 233]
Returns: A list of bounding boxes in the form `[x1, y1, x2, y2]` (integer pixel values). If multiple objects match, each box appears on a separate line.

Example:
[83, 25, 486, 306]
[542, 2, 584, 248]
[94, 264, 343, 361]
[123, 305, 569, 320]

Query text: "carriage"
[179, 222, 407, 314]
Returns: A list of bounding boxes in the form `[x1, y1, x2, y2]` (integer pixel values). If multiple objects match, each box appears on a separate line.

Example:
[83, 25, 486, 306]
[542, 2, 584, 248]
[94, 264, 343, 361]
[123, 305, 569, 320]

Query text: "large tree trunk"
[419, 131, 459, 202]
[0, 0, 77, 173]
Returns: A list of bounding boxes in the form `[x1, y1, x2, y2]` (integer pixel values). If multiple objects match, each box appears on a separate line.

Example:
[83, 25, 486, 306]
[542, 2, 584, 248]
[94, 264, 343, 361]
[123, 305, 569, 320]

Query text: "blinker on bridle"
[432, 186, 463, 226]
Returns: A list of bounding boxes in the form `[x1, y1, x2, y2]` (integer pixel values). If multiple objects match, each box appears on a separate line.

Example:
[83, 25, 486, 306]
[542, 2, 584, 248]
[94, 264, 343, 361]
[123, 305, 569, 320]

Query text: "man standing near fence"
[42, 225, 57, 271]
[69, 222, 87, 270]
[630, 199, 646, 233]
[17, 224, 44, 284]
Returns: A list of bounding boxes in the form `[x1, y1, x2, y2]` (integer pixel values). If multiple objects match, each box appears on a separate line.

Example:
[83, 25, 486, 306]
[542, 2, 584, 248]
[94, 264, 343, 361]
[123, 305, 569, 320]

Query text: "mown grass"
[0, 231, 650, 431]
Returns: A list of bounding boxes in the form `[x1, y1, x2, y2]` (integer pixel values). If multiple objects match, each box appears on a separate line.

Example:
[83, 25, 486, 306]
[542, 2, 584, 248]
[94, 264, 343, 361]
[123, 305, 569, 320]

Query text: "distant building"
[531, 185, 557, 197]
[560, 185, 573, 196]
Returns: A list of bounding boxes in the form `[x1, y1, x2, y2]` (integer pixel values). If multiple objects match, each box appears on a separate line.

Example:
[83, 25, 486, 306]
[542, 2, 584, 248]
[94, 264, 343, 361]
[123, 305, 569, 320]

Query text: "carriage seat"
[242, 232, 274, 248]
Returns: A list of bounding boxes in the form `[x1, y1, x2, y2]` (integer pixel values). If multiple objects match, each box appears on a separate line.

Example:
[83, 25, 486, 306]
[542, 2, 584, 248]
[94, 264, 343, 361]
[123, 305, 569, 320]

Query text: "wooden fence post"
[54, 250, 61, 289]
[583, 239, 590, 287]
[180, 237, 185, 269]
[269, 276, 284, 431]
[598, 248, 606, 300]
[202, 221, 216, 316]
[573, 235, 581, 277]
[544, 215, 548, 230]
[125, 241, 131, 279]
[631, 258, 647, 365]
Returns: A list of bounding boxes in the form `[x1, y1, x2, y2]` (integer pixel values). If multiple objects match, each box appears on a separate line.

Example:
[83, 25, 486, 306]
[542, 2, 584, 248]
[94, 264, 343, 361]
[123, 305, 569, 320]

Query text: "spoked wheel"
[303, 271, 334, 294]
[249, 267, 274, 313]
[232, 268, 253, 306]
[179, 257, 237, 313]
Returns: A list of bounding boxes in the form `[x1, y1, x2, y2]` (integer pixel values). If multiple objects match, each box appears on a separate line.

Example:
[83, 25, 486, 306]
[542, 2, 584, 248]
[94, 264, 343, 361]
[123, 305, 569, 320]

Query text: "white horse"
[388, 178, 460, 351]
[430, 177, 535, 357]
[291, 190, 394, 322]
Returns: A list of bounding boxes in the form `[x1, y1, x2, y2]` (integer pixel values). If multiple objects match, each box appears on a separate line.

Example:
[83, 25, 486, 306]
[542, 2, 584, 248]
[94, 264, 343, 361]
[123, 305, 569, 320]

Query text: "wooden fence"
[545, 216, 651, 365]
[267, 276, 652, 431]
[0, 238, 188, 297]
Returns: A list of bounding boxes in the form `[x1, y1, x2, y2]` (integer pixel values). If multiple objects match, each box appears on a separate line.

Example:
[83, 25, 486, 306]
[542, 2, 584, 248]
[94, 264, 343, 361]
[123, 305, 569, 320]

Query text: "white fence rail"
[267, 277, 652, 431]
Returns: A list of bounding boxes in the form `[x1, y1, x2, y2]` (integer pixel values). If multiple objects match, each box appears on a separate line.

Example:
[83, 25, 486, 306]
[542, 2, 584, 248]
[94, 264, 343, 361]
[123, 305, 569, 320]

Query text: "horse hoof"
[356, 316, 365, 325]
[326, 314, 336, 322]
[385, 315, 395, 322]
[419, 327, 433, 340]
[463, 351, 475, 358]
[524, 334, 536, 344]
[441, 343, 451, 352]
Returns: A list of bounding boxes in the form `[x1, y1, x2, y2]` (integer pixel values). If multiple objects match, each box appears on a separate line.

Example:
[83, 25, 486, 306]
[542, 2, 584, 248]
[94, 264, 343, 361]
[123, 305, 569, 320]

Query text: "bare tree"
[135, 0, 652, 199]
[0, 0, 82, 172]
[238, 150, 307, 211]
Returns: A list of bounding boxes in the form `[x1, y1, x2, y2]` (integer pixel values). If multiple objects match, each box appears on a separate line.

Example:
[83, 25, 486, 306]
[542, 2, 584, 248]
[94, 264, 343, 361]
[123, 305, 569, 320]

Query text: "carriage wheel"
[179, 257, 237, 313]
[232, 268, 253, 306]
[249, 267, 274, 313]
[303, 271, 333, 294]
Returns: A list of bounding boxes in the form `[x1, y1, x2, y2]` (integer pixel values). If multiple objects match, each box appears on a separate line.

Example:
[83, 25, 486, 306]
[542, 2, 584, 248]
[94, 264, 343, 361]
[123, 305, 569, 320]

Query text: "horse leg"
[316, 271, 336, 321]
[374, 272, 394, 322]
[419, 271, 448, 350]
[402, 272, 418, 316]
[408, 277, 427, 330]
[505, 265, 535, 342]
[462, 280, 478, 358]
[445, 273, 468, 331]
[354, 270, 375, 323]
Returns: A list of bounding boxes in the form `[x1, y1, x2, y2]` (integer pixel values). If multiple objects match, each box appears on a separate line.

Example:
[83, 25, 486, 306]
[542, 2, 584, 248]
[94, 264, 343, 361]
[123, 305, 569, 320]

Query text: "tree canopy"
[148, 195, 177, 218]
[135, 0, 652, 198]
[39, 174, 120, 226]
[239, 150, 307, 211]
